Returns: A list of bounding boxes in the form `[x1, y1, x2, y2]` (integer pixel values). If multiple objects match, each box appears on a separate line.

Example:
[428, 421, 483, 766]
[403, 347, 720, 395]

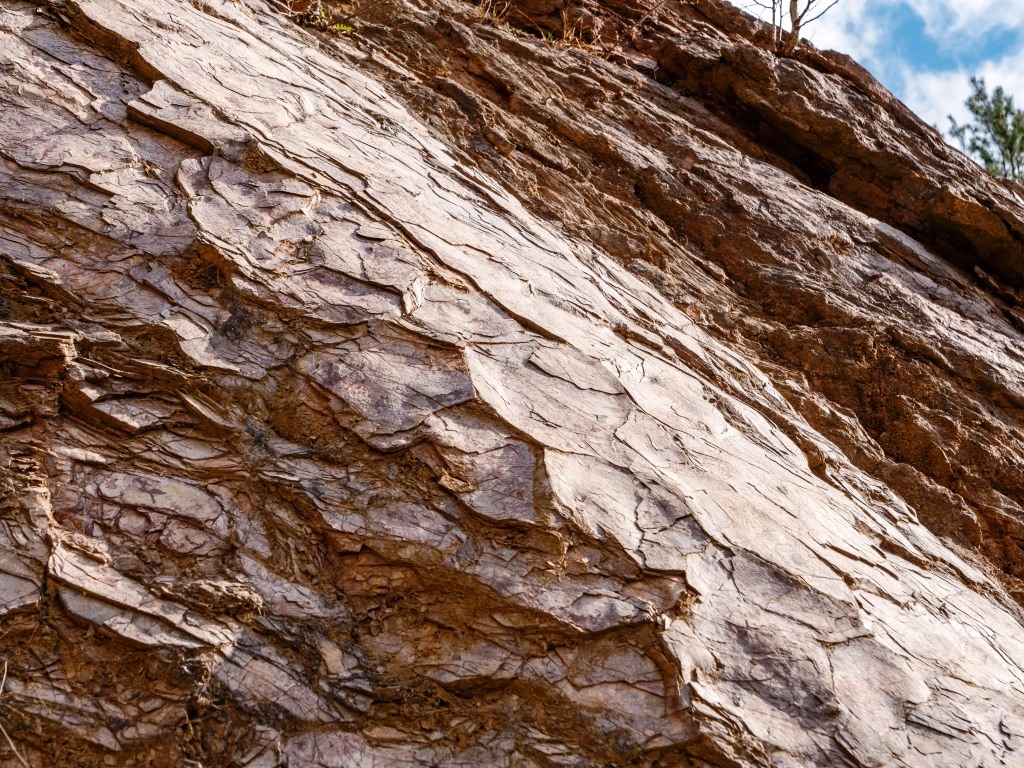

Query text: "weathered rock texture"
[3, 0, 1024, 765]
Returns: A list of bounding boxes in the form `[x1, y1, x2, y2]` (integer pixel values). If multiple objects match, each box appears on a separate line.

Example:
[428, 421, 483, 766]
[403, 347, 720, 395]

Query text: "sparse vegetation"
[478, 0, 512, 27]
[948, 77, 1024, 183]
[601, 0, 669, 59]
[270, 0, 383, 35]
[554, 8, 586, 48]
[745, 0, 840, 55]
[475, 0, 591, 49]
[0, 662, 29, 768]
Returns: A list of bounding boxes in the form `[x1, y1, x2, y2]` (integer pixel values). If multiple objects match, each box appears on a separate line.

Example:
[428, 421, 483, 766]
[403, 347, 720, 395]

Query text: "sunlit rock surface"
[3, 0, 1024, 765]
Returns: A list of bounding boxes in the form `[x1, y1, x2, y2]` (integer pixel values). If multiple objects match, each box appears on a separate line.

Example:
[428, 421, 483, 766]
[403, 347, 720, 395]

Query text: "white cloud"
[898, 66, 973, 130]
[800, 0, 885, 62]
[901, 49, 1024, 131]
[900, 0, 1024, 44]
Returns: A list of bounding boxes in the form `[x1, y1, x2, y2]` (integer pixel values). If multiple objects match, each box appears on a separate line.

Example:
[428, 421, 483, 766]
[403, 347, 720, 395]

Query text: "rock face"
[3, 0, 1024, 765]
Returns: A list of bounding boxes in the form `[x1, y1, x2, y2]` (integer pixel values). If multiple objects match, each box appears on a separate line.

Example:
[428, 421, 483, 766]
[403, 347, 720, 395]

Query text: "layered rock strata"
[2, 0, 1024, 765]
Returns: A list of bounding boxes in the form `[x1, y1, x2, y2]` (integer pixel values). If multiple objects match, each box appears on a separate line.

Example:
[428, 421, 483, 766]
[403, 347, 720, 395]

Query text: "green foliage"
[948, 77, 1024, 182]
[275, 0, 363, 35]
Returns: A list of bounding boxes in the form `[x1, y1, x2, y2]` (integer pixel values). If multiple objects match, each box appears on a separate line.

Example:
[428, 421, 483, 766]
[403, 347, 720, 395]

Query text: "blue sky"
[739, 0, 1024, 131]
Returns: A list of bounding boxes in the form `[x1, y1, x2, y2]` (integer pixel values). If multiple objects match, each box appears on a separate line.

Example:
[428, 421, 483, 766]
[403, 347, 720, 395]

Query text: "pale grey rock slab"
[59, 587, 208, 648]
[529, 343, 626, 395]
[50, 542, 240, 647]
[127, 78, 249, 158]
[90, 398, 175, 433]
[93, 471, 230, 537]
[297, 324, 476, 440]
[213, 642, 341, 723]
[438, 440, 538, 524]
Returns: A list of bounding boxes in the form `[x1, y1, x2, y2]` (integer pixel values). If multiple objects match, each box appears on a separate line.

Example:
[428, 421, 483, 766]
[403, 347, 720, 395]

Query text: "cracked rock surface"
[3, 0, 1024, 765]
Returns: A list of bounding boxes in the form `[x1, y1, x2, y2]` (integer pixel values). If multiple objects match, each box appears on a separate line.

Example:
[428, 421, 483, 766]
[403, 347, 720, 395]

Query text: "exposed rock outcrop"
[3, 0, 1024, 765]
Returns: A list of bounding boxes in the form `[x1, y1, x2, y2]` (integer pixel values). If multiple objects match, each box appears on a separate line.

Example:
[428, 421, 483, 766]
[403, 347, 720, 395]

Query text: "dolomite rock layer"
[3, 0, 1024, 765]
